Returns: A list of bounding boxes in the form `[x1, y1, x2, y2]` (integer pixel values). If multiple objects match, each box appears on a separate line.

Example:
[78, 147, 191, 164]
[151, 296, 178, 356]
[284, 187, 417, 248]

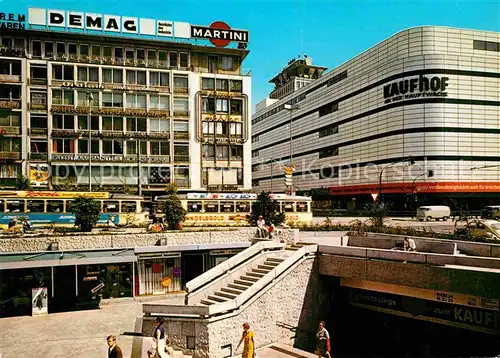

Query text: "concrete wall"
[0, 228, 298, 253]
[348, 235, 455, 254]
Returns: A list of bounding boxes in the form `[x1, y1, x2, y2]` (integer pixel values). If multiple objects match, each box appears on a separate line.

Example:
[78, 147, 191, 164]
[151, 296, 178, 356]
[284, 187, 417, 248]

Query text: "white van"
[416, 206, 451, 221]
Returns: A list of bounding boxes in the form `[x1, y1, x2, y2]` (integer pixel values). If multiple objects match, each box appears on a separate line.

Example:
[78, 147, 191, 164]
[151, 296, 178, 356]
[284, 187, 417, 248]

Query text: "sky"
[7, 0, 500, 109]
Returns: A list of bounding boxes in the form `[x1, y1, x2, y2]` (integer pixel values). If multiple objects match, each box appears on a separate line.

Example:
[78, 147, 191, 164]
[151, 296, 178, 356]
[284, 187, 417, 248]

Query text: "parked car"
[416, 206, 451, 221]
[456, 219, 500, 240]
[481, 206, 500, 220]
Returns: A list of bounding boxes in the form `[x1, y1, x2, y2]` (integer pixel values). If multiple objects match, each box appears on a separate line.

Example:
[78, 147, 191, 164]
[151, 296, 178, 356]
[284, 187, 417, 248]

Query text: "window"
[230, 122, 242, 136]
[126, 117, 146, 132]
[102, 68, 123, 83]
[202, 78, 215, 90]
[231, 146, 243, 159]
[216, 79, 228, 91]
[121, 201, 137, 213]
[102, 140, 124, 154]
[473, 40, 486, 50]
[30, 141, 48, 153]
[79, 44, 89, 57]
[230, 80, 242, 92]
[150, 95, 170, 110]
[125, 48, 134, 61]
[77, 91, 98, 107]
[202, 98, 215, 113]
[149, 71, 170, 87]
[56, 42, 66, 58]
[215, 122, 227, 135]
[126, 70, 146, 85]
[188, 201, 202, 212]
[319, 146, 339, 159]
[102, 92, 123, 107]
[174, 145, 189, 157]
[77, 66, 99, 82]
[104, 201, 119, 213]
[202, 121, 215, 135]
[174, 121, 188, 134]
[0, 111, 20, 127]
[31, 92, 47, 106]
[52, 138, 75, 153]
[6, 200, 23, 213]
[52, 89, 74, 105]
[252, 150, 259, 158]
[126, 140, 146, 155]
[52, 114, 74, 129]
[202, 144, 214, 159]
[150, 118, 170, 132]
[150, 141, 169, 155]
[68, 43, 77, 58]
[486, 41, 500, 51]
[78, 139, 99, 154]
[103, 46, 112, 59]
[158, 51, 167, 64]
[169, 52, 178, 67]
[78, 115, 99, 130]
[216, 145, 229, 159]
[252, 135, 259, 143]
[126, 93, 146, 109]
[173, 98, 189, 114]
[147, 49, 157, 63]
[174, 75, 188, 89]
[30, 116, 47, 129]
[52, 65, 74, 80]
[47, 200, 64, 213]
[319, 124, 338, 138]
[205, 202, 219, 213]
[114, 47, 123, 61]
[44, 42, 53, 58]
[216, 99, 228, 113]
[137, 49, 145, 61]
[319, 102, 338, 117]
[221, 56, 234, 70]
[32, 40, 42, 58]
[91, 45, 101, 58]
[230, 99, 242, 115]
[1, 137, 21, 152]
[102, 116, 123, 131]
[179, 53, 189, 68]
[221, 201, 234, 213]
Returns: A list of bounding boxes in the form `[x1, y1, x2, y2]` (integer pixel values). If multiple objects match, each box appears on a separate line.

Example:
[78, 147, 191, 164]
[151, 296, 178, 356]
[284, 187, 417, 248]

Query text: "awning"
[0, 248, 137, 270]
[134, 242, 250, 255]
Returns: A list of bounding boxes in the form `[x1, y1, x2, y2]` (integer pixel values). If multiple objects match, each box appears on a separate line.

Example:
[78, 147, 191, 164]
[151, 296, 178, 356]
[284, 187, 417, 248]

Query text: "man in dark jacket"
[107, 335, 123, 358]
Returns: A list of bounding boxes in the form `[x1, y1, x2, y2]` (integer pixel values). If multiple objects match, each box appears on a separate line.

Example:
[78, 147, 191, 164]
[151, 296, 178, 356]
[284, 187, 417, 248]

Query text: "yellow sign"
[11, 191, 110, 199]
[29, 164, 49, 187]
[161, 277, 172, 287]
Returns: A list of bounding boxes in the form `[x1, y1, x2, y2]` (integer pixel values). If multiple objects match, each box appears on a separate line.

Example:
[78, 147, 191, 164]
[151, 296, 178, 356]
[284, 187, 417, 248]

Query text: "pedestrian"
[257, 215, 267, 238]
[8, 217, 17, 229]
[236, 322, 255, 358]
[404, 237, 416, 252]
[316, 321, 331, 358]
[147, 317, 169, 358]
[106, 335, 123, 358]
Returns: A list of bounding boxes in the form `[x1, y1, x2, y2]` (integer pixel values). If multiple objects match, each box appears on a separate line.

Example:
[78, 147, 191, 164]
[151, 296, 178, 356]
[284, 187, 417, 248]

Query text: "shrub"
[16, 173, 31, 190]
[248, 191, 286, 227]
[72, 197, 101, 232]
[163, 185, 187, 230]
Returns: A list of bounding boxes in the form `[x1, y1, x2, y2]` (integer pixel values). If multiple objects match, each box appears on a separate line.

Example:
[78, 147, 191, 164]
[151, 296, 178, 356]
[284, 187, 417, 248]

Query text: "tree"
[72, 197, 101, 232]
[367, 202, 387, 228]
[16, 173, 31, 190]
[163, 184, 186, 230]
[248, 191, 286, 226]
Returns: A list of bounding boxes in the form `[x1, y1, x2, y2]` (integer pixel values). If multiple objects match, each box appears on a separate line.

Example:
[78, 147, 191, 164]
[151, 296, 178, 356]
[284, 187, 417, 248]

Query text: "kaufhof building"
[252, 26, 500, 212]
[0, 8, 251, 200]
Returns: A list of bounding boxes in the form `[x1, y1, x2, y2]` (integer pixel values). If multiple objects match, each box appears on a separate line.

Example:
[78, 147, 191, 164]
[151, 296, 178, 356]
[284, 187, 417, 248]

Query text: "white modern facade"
[0, 18, 251, 198]
[252, 26, 500, 210]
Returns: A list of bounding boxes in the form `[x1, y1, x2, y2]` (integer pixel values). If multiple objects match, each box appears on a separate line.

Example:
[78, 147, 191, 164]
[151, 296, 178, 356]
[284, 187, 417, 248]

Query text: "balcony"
[29, 78, 48, 86]
[147, 132, 170, 140]
[0, 126, 21, 135]
[29, 102, 47, 111]
[173, 132, 189, 141]
[29, 152, 48, 160]
[173, 155, 189, 163]
[0, 151, 21, 160]
[29, 128, 48, 136]
[173, 87, 189, 95]
[173, 110, 189, 117]
[0, 47, 24, 57]
[51, 129, 79, 138]
[149, 155, 171, 164]
[0, 178, 16, 187]
[49, 153, 171, 164]
[173, 178, 190, 188]
[0, 99, 20, 109]
[0, 74, 21, 83]
[50, 105, 77, 114]
[148, 109, 171, 118]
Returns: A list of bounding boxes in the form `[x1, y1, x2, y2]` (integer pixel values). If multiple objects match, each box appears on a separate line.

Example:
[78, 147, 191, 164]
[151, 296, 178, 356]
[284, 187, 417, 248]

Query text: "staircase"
[200, 255, 287, 306]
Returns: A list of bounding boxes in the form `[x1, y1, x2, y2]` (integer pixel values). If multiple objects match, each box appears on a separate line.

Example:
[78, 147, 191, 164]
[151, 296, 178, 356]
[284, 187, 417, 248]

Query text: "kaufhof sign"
[27, 8, 248, 47]
[383, 73, 449, 104]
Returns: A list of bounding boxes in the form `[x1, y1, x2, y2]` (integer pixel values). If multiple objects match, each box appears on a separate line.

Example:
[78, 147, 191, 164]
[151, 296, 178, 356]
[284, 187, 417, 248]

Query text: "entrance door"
[52, 265, 76, 312]
[182, 252, 206, 285]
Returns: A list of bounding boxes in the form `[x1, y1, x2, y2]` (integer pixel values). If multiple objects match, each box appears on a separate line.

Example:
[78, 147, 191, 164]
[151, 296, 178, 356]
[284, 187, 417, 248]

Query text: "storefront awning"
[134, 242, 251, 255]
[0, 249, 137, 270]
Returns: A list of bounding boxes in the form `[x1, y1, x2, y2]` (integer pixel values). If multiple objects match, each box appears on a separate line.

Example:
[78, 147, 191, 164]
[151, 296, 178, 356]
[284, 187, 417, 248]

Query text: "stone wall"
[206, 257, 316, 358]
[0, 228, 298, 252]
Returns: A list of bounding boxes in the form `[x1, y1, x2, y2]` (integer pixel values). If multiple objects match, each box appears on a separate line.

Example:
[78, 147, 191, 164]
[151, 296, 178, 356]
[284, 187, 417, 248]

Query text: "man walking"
[106, 335, 123, 358]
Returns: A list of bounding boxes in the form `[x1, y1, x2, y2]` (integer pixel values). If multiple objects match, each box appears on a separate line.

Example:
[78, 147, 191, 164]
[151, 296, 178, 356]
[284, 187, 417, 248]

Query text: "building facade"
[252, 26, 500, 212]
[0, 17, 251, 199]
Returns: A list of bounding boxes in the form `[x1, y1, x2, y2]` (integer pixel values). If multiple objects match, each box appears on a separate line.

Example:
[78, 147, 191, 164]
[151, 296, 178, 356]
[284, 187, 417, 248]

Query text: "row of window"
[473, 40, 500, 52]
[201, 145, 243, 159]
[201, 97, 243, 115]
[0, 199, 138, 214]
[201, 78, 242, 92]
[202, 121, 243, 136]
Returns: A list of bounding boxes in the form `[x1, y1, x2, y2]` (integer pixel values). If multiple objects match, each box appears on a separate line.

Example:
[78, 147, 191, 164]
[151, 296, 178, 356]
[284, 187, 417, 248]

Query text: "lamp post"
[86, 91, 93, 192]
[378, 155, 415, 205]
[283, 104, 300, 194]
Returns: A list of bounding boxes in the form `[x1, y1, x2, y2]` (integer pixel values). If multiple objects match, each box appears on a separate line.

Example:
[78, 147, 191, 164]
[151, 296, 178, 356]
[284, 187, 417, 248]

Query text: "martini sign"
[191, 21, 249, 47]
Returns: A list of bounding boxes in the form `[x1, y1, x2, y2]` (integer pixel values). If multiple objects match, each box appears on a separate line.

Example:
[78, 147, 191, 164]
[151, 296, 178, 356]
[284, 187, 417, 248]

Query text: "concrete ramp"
[255, 343, 317, 358]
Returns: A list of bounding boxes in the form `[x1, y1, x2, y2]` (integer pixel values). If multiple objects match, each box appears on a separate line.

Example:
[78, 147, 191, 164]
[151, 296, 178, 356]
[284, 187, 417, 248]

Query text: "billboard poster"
[32, 287, 48, 316]
[29, 163, 49, 187]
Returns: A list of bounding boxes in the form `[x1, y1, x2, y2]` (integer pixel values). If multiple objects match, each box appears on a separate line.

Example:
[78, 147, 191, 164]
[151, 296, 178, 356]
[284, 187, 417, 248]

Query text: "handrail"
[186, 240, 285, 294]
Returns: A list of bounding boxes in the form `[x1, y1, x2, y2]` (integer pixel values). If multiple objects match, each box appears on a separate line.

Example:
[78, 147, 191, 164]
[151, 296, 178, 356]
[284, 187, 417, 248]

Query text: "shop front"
[209, 249, 244, 268]
[136, 252, 182, 296]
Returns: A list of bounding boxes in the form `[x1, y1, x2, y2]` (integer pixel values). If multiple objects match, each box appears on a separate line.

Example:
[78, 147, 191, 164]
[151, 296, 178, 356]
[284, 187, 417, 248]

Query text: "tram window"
[0, 199, 4, 212]
[6, 200, 23, 212]
[27, 200, 44, 213]
[283, 202, 295, 212]
[121, 201, 137, 213]
[188, 201, 202, 212]
[221, 201, 234, 213]
[47, 200, 64, 213]
[236, 201, 250, 212]
[296, 203, 308, 212]
[104, 201, 119, 213]
[205, 202, 219, 213]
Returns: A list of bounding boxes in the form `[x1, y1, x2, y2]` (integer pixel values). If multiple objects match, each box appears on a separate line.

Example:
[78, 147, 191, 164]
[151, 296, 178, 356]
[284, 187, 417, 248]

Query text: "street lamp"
[86, 91, 93, 192]
[378, 155, 415, 204]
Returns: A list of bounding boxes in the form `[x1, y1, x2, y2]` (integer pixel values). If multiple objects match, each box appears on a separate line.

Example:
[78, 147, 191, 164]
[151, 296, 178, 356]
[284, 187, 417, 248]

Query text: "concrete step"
[228, 283, 249, 291]
[286, 247, 300, 251]
[240, 275, 259, 283]
[207, 294, 227, 303]
[267, 257, 285, 263]
[258, 264, 275, 270]
[264, 260, 281, 266]
[221, 286, 244, 295]
[200, 298, 217, 305]
[214, 291, 237, 299]
[233, 279, 253, 286]
[252, 267, 271, 274]
[246, 271, 265, 279]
